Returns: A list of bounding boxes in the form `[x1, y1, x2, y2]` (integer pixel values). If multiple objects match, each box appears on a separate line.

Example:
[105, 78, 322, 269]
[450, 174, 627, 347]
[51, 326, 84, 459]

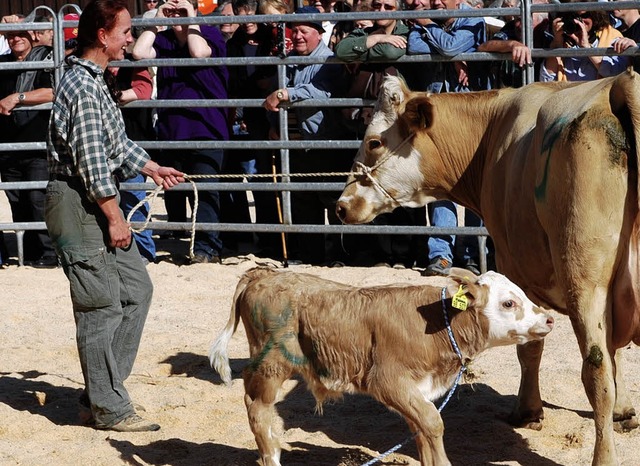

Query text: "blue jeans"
[428, 201, 483, 263]
[159, 148, 224, 258]
[119, 174, 156, 262]
[428, 200, 457, 262]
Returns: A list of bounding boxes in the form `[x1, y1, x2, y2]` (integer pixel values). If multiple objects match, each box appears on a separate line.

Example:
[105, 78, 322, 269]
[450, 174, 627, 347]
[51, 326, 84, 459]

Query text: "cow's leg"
[613, 350, 639, 432]
[373, 381, 451, 466]
[243, 369, 289, 466]
[509, 339, 545, 430]
[569, 287, 617, 466]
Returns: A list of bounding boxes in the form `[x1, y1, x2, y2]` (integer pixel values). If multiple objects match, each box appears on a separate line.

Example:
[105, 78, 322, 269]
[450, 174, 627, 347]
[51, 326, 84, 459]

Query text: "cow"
[209, 266, 554, 466]
[335, 71, 640, 465]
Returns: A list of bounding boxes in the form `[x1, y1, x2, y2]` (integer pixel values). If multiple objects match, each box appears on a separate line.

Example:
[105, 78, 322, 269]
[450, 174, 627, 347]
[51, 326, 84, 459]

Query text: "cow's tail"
[209, 268, 267, 385]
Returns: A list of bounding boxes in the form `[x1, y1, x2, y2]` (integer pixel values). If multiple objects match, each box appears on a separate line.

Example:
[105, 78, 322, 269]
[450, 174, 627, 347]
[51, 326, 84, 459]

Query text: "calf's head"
[336, 75, 442, 224]
[448, 268, 554, 346]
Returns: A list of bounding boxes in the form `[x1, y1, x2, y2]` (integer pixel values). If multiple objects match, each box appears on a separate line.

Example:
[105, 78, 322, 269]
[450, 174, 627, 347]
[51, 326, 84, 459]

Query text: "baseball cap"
[291, 6, 325, 33]
[63, 13, 79, 42]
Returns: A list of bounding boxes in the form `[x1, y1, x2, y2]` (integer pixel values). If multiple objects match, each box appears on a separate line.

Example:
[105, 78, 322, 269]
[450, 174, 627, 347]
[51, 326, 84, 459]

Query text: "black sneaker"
[464, 259, 481, 276]
[421, 256, 452, 277]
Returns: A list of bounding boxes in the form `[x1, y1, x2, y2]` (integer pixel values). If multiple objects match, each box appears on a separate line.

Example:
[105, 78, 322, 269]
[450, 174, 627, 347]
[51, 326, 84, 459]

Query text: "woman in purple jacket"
[134, 0, 229, 264]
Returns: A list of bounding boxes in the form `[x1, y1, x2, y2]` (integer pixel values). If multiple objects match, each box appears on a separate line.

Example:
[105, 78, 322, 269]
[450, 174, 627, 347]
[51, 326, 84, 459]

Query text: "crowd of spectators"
[0, 0, 638, 271]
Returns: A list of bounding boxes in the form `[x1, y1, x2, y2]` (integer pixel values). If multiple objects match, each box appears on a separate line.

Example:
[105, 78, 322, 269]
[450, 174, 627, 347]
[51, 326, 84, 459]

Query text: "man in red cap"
[63, 13, 79, 56]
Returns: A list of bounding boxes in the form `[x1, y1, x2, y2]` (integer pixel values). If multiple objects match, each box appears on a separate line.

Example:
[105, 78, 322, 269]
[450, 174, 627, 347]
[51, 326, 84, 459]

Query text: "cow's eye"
[368, 139, 382, 151]
[503, 300, 514, 309]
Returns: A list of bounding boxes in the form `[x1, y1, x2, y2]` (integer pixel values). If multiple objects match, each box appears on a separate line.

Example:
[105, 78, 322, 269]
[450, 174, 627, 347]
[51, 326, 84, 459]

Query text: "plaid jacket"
[47, 56, 149, 202]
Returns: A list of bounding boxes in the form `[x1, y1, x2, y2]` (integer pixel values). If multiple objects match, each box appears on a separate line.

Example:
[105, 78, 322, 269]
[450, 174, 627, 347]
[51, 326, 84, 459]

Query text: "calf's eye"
[503, 300, 514, 309]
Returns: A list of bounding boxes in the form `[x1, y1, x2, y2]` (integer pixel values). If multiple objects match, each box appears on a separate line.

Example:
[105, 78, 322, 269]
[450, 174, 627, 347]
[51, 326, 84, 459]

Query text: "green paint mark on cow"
[587, 345, 604, 368]
[248, 339, 275, 373]
[247, 303, 308, 372]
[535, 117, 567, 201]
[278, 331, 308, 366]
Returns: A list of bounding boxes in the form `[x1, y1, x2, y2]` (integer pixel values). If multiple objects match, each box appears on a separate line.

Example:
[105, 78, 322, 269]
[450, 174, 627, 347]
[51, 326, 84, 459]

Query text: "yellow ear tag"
[452, 285, 468, 311]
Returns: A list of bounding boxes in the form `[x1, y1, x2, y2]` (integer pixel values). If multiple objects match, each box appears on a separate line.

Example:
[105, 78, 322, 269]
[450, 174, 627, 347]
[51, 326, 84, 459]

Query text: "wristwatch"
[276, 90, 285, 101]
[18, 93, 26, 102]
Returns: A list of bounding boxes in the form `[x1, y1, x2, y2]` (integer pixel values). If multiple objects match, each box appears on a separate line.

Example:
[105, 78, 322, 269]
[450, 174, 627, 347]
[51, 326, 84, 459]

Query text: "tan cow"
[336, 71, 640, 465]
[210, 267, 553, 466]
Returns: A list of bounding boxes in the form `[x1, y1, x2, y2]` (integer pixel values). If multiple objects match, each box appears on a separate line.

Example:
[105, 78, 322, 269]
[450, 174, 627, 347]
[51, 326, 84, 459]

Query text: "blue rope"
[359, 287, 467, 466]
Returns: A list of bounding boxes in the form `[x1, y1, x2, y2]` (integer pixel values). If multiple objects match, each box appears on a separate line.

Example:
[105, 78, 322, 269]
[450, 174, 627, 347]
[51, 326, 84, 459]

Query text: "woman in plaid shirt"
[45, 0, 183, 432]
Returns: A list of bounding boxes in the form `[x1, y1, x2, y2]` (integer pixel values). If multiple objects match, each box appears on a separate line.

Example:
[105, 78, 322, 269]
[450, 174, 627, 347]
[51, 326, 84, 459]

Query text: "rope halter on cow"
[350, 132, 415, 208]
[359, 287, 468, 466]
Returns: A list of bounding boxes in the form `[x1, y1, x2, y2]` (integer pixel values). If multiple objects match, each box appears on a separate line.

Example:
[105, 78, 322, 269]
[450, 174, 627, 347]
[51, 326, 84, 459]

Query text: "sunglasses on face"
[372, 2, 396, 10]
[145, 0, 158, 3]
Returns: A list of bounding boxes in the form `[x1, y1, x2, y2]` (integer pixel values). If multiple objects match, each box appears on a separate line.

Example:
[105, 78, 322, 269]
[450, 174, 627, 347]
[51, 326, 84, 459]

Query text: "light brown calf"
[210, 267, 553, 466]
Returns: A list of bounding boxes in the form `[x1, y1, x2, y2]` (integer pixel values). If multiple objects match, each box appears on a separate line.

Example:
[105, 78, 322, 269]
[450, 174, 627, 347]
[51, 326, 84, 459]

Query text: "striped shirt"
[47, 56, 149, 202]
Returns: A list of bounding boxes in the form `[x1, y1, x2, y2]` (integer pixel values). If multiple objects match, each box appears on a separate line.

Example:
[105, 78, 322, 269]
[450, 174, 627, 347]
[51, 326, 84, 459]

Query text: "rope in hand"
[125, 171, 358, 260]
[124, 132, 418, 255]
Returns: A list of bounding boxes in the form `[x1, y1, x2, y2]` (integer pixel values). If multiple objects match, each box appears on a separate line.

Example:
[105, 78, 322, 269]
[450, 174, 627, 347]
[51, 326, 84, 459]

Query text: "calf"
[209, 267, 554, 466]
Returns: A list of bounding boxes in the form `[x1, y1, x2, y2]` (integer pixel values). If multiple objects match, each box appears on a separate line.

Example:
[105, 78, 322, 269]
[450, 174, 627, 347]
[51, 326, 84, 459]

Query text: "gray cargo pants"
[45, 178, 153, 428]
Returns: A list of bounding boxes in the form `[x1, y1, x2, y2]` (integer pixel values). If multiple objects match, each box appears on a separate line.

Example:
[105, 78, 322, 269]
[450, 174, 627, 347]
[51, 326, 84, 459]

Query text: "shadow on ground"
[0, 371, 85, 426]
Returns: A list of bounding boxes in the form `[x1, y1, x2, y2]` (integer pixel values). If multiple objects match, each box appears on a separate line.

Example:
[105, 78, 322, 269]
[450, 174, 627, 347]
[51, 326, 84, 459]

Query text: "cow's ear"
[402, 96, 434, 132]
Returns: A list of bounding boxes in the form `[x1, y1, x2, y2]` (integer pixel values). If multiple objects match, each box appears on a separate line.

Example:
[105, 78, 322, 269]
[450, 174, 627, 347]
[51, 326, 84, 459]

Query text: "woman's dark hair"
[562, 0, 612, 39]
[74, 0, 128, 56]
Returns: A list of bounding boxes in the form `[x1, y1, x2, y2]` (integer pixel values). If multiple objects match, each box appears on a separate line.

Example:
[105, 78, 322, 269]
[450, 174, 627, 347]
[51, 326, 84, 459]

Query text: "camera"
[560, 12, 581, 36]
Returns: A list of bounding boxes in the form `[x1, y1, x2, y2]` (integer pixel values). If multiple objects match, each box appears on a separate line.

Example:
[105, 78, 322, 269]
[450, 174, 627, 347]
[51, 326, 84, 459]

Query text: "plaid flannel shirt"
[47, 56, 149, 202]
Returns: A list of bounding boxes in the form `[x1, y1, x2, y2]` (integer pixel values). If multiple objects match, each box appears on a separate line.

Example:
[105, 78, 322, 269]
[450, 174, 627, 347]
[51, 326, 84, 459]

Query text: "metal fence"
[0, 1, 638, 268]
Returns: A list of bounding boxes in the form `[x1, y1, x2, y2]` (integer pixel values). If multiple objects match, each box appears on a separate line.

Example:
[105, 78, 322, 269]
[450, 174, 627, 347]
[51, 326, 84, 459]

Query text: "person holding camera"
[133, 0, 229, 264]
[540, 0, 627, 82]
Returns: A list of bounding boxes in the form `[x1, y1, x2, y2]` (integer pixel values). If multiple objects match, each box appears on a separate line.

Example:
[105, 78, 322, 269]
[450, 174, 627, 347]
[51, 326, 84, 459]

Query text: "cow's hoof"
[508, 412, 544, 431]
[614, 415, 639, 433]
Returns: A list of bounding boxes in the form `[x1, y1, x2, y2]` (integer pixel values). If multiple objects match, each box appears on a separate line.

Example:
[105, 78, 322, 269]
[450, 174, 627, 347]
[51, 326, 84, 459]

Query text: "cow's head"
[336, 75, 441, 224]
[447, 268, 554, 346]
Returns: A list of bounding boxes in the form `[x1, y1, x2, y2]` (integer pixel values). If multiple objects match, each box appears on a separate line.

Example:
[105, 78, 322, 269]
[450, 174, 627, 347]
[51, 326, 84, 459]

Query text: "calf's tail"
[209, 269, 259, 385]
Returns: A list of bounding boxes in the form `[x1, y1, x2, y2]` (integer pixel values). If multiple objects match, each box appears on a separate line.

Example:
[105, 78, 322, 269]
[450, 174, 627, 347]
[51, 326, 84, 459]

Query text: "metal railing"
[0, 1, 638, 267]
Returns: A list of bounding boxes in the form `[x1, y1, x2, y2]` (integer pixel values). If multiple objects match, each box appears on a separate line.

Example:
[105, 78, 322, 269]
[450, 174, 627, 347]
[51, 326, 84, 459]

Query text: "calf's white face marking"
[479, 272, 554, 346]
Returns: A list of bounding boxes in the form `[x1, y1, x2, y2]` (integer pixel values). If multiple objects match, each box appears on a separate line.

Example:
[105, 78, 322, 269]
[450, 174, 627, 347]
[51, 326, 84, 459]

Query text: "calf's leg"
[243, 369, 289, 466]
[373, 380, 451, 466]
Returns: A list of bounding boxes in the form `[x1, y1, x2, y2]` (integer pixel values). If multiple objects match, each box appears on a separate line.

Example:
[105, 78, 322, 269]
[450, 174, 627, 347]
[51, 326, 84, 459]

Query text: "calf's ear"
[448, 268, 484, 308]
[401, 96, 435, 132]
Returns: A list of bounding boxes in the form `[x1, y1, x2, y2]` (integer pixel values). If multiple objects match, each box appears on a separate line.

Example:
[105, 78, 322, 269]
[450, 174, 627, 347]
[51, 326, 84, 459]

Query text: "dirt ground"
[1, 239, 639, 466]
